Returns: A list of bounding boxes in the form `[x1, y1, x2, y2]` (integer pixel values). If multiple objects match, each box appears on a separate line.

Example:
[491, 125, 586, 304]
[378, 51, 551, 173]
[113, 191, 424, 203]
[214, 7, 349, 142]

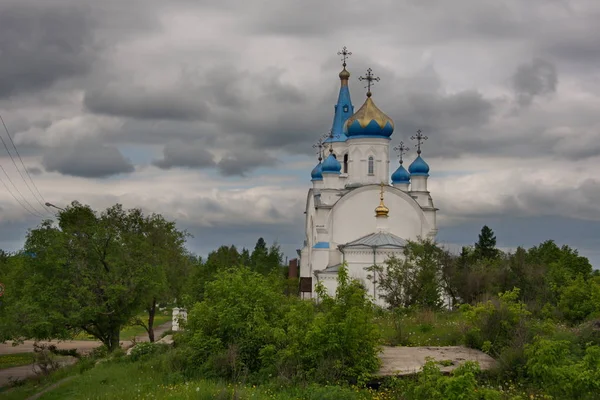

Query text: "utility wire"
[0, 162, 44, 217]
[0, 113, 52, 215]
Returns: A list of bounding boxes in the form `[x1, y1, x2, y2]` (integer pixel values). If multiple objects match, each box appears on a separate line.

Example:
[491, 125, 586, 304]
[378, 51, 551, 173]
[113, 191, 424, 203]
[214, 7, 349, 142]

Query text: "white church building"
[298, 49, 438, 306]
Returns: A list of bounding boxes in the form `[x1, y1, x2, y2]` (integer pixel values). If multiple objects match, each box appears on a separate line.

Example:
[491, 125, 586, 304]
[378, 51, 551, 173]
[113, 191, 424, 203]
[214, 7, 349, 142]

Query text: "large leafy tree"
[128, 212, 192, 342]
[3, 202, 187, 351]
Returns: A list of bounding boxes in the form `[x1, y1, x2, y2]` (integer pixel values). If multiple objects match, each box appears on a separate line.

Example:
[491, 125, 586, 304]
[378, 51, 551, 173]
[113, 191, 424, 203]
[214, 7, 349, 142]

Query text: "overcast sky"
[0, 0, 599, 266]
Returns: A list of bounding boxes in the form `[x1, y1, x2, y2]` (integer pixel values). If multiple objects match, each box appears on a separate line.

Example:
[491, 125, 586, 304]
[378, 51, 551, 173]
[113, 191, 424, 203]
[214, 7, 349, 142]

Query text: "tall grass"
[376, 309, 466, 347]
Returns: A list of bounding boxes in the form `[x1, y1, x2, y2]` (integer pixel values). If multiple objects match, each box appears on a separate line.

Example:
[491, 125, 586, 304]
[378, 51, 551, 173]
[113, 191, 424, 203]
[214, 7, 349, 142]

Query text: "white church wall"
[315, 274, 338, 297]
[347, 138, 390, 185]
[423, 209, 438, 238]
[410, 176, 428, 192]
[329, 186, 427, 245]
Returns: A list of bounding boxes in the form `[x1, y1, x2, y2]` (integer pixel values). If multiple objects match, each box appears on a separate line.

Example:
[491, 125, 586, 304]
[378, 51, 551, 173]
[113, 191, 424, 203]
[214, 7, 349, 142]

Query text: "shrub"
[32, 342, 60, 376]
[462, 288, 531, 356]
[129, 342, 169, 362]
[182, 265, 381, 385]
[184, 267, 288, 381]
[276, 265, 381, 384]
[383, 360, 504, 400]
[525, 337, 600, 399]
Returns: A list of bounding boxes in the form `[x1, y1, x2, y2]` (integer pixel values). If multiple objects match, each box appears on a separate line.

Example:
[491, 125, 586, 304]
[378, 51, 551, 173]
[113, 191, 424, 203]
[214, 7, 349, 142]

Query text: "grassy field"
[73, 312, 171, 341]
[0, 353, 34, 370]
[3, 358, 379, 400]
[377, 309, 466, 347]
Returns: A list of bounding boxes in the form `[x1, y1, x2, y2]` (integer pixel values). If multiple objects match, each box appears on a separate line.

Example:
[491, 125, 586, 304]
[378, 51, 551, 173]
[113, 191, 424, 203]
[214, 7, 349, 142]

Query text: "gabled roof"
[339, 231, 406, 249]
[317, 263, 341, 275]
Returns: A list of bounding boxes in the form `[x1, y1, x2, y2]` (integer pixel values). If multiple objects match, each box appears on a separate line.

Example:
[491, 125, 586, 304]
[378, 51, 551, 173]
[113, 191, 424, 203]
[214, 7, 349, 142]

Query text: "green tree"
[3, 202, 170, 351]
[558, 275, 600, 325]
[474, 225, 499, 260]
[129, 212, 191, 342]
[185, 245, 241, 303]
[376, 239, 444, 309]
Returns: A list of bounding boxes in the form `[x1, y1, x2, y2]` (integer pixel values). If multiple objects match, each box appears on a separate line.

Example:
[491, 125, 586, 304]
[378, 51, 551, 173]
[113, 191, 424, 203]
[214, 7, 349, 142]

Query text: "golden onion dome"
[339, 68, 350, 80]
[344, 96, 394, 138]
[375, 183, 389, 217]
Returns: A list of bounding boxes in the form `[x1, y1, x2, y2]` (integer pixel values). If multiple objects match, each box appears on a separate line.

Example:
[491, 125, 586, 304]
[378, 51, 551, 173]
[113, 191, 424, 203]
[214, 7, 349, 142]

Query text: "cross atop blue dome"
[325, 47, 354, 143]
[408, 130, 430, 176]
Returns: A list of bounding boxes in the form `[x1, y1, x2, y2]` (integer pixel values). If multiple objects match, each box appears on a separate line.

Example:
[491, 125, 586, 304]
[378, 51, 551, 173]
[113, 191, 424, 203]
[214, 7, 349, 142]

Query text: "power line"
[0, 113, 51, 215]
[0, 162, 44, 217]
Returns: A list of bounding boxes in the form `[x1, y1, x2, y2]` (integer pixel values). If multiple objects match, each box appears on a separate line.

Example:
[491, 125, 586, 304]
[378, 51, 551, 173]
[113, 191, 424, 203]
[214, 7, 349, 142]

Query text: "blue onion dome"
[344, 95, 394, 139]
[321, 152, 341, 174]
[391, 164, 410, 184]
[311, 162, 323, 181]
[408, 155, 430, 176]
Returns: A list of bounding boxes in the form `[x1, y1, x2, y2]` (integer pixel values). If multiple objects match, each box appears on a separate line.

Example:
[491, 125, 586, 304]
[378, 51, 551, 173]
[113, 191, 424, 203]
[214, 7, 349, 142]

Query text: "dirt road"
[0, 321, 172, 387]
[0, 322, 173, 355]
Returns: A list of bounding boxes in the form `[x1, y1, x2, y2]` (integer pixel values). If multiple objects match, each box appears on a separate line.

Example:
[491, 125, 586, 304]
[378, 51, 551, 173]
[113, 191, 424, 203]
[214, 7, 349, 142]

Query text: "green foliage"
[377, 308, 466, 347]
[525, 337, 600, 399]
[558, 275, 600, 325]
[474, 225, 500, 260]
[376, 239, 445, 310]
[182, 264, 380, 384]
[129, 342, 170, 362]
[461, 288, 531, 356]
[285, 265, 381, 384]
[383, 360, 507, 400]
[0, 353, 34, 369]
[183, 238, 283, 306]
[1, 202, 189, 351]
[184, 245, 240, 303]
[184, 266, 288, 379]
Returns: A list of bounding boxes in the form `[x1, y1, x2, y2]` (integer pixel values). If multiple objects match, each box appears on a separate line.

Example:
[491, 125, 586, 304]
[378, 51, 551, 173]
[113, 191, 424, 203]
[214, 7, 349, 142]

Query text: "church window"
[343, 104, 349, 113]
[343, 154, 348, 173]
[368, 156, 374, 175]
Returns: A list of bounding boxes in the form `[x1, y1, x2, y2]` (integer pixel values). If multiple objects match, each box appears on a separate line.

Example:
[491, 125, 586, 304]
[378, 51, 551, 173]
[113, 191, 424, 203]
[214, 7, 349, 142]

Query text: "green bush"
[525, 337, 600, 399]
[182, 265, 381, 385]
[275, 266, 381, 384]
[129, 342, 169, 362]
[382, 360, 505, 400]
[462, 288, 531, 356]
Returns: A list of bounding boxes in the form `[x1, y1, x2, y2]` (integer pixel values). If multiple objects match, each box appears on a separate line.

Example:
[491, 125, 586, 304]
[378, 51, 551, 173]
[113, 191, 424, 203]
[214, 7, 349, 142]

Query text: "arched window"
[343, 154, 348, 173]
[368, 156, 374, 175]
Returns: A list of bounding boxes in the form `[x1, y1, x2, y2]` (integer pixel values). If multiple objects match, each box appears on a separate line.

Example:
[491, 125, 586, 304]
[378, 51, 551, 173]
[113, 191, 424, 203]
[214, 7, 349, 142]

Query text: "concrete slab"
[377, 346, 496, 376]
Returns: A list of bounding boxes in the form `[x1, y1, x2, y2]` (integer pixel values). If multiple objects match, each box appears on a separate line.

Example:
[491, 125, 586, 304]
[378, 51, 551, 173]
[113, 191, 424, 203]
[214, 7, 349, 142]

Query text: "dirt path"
[0, 321, 173, 355]
[0, 321, 172, 388]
